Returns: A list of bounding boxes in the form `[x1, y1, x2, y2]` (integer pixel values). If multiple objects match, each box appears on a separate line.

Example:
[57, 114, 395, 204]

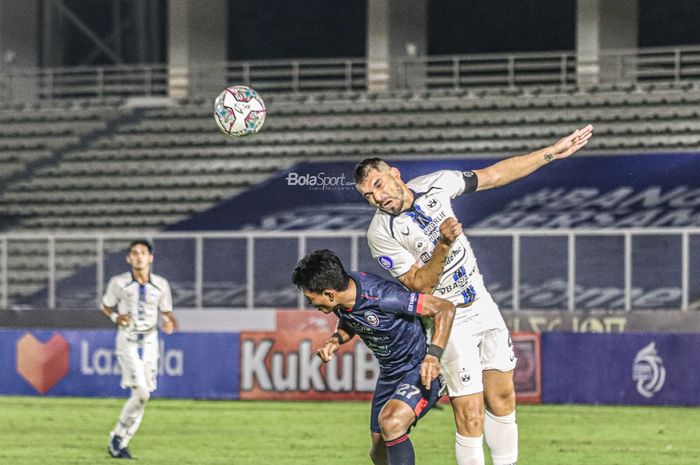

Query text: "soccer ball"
[213, 85, 267, 137]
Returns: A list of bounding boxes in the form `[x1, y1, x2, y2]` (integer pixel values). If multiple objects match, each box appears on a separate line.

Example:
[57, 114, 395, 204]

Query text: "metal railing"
[1, 228, 697, 312]
[1, 45, 700, 103]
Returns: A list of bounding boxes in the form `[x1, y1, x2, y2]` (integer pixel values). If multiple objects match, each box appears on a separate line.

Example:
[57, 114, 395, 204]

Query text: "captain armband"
[462, 170, 478, 193]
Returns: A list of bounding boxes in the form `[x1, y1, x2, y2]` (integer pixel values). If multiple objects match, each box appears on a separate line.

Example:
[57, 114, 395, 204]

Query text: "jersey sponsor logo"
[424, 196, 441, 211]
[632, 341, 666, 398]
[378, 256, 394, 270]
[414, 238, 428, 252]
[364, 311, 380, 327]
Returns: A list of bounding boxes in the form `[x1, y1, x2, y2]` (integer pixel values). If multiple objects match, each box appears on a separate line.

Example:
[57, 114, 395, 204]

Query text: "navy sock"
[385, 433, 415, 465]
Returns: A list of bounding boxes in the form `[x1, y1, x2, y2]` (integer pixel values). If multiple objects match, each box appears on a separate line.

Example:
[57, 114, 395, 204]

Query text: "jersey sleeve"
[431, 169, 478, 198]
[158, 279, 173, 312]
[367, 225, 417, 278]
[101, 277, 120, 308]
[376, 280, 425, 317]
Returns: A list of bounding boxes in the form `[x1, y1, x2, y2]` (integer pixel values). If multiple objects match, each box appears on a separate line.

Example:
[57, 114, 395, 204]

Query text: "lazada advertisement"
[0, 330, 240, 399]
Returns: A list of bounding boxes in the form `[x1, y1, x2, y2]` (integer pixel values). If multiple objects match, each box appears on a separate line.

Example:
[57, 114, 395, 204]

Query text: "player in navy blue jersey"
[292, 249, 456, 465]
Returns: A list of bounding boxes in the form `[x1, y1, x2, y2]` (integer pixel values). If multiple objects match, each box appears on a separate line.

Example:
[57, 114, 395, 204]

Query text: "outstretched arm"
[473, 124, 593, 191]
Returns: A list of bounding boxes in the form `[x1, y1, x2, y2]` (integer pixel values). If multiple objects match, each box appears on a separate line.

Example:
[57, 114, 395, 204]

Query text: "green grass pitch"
[1, 396, 699, 464]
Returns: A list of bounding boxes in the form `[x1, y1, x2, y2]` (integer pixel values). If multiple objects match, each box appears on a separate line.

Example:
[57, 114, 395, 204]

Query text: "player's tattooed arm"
[398, 220, 458, 294]
[398, 251, 447, 294]
[471, 124, 593, 191]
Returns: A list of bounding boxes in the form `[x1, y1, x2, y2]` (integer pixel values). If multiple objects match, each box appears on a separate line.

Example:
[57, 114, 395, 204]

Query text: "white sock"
[484, 410, 518, 465]
[119, 407, 145, 448]
[455, 433, 485, 465]
[113, 387, 150, 445]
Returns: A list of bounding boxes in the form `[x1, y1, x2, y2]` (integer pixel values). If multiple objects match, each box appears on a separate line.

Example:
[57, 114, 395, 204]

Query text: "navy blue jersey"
[334, 272, 427, 377]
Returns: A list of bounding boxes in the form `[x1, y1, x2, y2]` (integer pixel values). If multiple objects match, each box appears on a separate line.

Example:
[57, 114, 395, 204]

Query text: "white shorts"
[439, 298, 516, 397]
[115, 329, 159, 392]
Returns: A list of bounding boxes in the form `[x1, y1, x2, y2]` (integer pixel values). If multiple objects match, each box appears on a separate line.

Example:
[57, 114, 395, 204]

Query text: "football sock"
[113, 387, 150, 443]
[119, 408, 144, 448]
[484, 410, 518, 465]
[385, 433, 415, 465]
[455, 433, 485, 465]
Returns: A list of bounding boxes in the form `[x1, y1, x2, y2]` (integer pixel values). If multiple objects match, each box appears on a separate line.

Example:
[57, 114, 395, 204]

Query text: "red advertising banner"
[241, 311, 542, 403]
[240, 330, 377, 400]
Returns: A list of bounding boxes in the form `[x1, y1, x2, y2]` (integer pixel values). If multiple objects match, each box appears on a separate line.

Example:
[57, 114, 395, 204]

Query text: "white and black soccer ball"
[213, 85, 267, 137]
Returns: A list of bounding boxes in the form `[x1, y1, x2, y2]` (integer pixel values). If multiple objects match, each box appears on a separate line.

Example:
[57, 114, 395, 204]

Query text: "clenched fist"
[438, 217, 463, 246]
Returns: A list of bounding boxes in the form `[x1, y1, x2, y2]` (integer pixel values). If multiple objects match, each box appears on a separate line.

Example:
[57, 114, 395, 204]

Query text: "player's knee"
[133, 387, 150, 405]
[453, 401, 484, 435]
[485, 388, 516, 416]
[378, 413, 407, 440]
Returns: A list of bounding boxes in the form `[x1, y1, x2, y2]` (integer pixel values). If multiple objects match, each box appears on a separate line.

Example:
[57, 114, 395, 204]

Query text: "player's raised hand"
[548, 124, 593, 160]
[316, 339, 341, 363]
[420, 354, 441, 388]
[438, 217, 463, 246]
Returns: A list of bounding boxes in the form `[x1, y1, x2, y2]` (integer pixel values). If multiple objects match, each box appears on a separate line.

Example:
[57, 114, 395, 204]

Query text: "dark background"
[53, 0, 700, 65]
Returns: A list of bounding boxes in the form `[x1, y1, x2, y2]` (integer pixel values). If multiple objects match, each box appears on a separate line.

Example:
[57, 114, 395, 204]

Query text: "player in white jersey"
[354, 125, 593, 465]
[100, 240, 177, 460]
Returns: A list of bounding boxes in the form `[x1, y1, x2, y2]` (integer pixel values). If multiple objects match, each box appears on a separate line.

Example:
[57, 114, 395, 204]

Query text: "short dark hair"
[291, 249, 350, 293]
[129, 240, 153, 254]
[353, 157, 388, 185]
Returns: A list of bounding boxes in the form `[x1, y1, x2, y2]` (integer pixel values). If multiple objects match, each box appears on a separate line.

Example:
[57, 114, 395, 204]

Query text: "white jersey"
[102, 272, 173, 334]
[367, 169, 503, 330]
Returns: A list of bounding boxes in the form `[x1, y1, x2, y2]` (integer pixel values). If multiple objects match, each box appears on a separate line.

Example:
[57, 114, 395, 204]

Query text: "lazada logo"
[16, 332, 70, 394]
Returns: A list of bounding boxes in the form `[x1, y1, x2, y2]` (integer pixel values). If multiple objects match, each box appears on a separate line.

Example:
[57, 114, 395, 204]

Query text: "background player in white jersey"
[100, 240, 177, 459]
[354, 125, 593, 465]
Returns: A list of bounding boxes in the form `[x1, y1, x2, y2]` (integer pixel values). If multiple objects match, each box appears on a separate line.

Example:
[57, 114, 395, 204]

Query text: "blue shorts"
[370, 366, 443, 433]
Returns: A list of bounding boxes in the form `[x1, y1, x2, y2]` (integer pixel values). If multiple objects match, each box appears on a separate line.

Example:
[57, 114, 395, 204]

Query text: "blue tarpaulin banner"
[542, 332, 700, 405]
[19, 153, 700, 310]
[0, 330, 240, 399]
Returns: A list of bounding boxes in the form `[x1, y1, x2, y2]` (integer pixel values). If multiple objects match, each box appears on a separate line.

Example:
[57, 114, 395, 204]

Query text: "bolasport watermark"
[286, 171, 356, 190]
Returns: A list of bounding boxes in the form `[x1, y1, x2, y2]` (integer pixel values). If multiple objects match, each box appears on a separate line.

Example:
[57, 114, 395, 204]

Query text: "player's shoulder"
[367, 209, 392, 236]
[108, 272, 133, 287]
[150, 273, 171, 288]
[407, 169, 461, 192]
